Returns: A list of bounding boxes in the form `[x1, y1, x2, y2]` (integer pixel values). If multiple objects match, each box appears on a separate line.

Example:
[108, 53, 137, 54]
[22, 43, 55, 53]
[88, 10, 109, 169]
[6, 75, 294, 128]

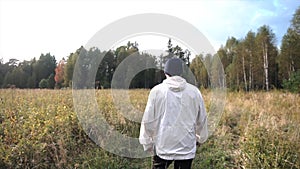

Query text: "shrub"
[283, 70, 300, 93]
[39, 79, 49, 89]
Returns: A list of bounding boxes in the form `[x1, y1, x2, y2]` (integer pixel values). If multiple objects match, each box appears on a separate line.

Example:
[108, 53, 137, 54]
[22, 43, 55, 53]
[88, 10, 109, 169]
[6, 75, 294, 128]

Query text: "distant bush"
[39, 79, 49, 89]
[283, 70, 300, 93]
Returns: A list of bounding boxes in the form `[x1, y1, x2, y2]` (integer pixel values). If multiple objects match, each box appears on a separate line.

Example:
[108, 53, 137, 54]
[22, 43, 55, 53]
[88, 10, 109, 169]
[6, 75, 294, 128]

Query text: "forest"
[0, 7, 299, 92]
[0, 5, 300, 169]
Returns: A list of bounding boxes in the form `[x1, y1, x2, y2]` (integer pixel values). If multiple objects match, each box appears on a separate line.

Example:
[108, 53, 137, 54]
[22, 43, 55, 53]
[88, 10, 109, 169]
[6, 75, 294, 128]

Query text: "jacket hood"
[163, 76, 187, 92]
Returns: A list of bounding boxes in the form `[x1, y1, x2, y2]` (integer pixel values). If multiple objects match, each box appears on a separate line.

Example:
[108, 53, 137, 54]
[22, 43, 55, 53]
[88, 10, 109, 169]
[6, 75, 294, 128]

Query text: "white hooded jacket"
[139, 76, 208, 160]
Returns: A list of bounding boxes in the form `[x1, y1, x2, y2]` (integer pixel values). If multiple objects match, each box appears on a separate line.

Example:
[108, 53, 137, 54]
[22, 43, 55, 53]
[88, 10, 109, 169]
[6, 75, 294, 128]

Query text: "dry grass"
[0, 89, 299, 168]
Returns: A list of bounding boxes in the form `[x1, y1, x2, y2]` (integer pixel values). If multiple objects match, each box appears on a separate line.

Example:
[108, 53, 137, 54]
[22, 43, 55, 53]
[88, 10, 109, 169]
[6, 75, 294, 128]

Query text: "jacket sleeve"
[195, 91, 208, 143]
[139, 89, 157, 151]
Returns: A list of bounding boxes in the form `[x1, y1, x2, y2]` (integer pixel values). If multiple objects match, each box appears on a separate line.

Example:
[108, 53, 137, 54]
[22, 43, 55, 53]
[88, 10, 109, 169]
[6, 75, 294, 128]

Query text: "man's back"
[139, 75, 208, 160]
[139, 58, 208, 169]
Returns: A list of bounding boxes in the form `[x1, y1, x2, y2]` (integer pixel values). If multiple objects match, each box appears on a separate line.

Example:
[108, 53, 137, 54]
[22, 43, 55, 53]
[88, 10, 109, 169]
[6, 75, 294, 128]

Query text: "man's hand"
[143, 144, 154, 153]
[146, 146, 153, 153]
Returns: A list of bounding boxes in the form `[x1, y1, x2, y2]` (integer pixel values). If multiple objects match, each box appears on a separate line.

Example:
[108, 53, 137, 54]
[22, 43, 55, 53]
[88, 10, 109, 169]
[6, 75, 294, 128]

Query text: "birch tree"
[256, 25, 277, 91]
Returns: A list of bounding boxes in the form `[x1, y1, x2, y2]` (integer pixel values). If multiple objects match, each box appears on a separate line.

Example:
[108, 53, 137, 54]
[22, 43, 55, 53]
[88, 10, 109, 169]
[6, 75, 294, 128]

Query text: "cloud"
[199, 0, 299, 49]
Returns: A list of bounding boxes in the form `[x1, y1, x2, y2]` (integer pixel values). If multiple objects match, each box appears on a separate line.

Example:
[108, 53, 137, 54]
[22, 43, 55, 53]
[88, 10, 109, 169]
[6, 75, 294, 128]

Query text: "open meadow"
[0, 89, 299, 169]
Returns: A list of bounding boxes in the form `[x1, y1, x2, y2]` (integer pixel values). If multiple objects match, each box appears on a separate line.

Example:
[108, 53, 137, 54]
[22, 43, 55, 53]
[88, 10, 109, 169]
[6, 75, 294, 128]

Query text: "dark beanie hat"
[164, 58, 183, 76]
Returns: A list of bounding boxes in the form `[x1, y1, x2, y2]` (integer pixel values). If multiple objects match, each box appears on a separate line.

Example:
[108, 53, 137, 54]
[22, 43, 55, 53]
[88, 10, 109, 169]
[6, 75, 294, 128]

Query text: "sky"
[0, 0, 299, 63]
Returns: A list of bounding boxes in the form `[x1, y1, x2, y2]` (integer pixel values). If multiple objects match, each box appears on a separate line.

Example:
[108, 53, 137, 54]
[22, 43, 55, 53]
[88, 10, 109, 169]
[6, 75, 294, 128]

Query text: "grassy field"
[0, 89, 299, 169]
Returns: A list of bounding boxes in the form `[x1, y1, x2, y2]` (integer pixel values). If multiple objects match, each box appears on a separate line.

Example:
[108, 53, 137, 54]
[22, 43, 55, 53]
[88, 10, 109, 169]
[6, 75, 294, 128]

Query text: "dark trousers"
[152, 155, 193, 169]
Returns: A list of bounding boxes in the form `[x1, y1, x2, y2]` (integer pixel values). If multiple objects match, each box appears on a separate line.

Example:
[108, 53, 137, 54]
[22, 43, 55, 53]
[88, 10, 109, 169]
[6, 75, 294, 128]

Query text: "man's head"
[164, 58, 183, 77]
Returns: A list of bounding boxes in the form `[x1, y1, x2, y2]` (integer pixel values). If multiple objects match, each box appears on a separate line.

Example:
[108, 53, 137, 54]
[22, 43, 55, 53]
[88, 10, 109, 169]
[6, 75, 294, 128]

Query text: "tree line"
[0, 7, 299, 92]
[191, 7, 300, 92]
[0, 38, 193, 90]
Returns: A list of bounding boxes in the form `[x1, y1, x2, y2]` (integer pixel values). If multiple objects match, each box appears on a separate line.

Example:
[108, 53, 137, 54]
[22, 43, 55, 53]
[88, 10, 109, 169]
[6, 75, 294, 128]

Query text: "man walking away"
[139, 58, 208, 169]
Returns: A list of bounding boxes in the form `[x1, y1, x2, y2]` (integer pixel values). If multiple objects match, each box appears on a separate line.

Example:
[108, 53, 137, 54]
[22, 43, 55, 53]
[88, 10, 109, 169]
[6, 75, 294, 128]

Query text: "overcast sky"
[0, 0, 299, 62]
